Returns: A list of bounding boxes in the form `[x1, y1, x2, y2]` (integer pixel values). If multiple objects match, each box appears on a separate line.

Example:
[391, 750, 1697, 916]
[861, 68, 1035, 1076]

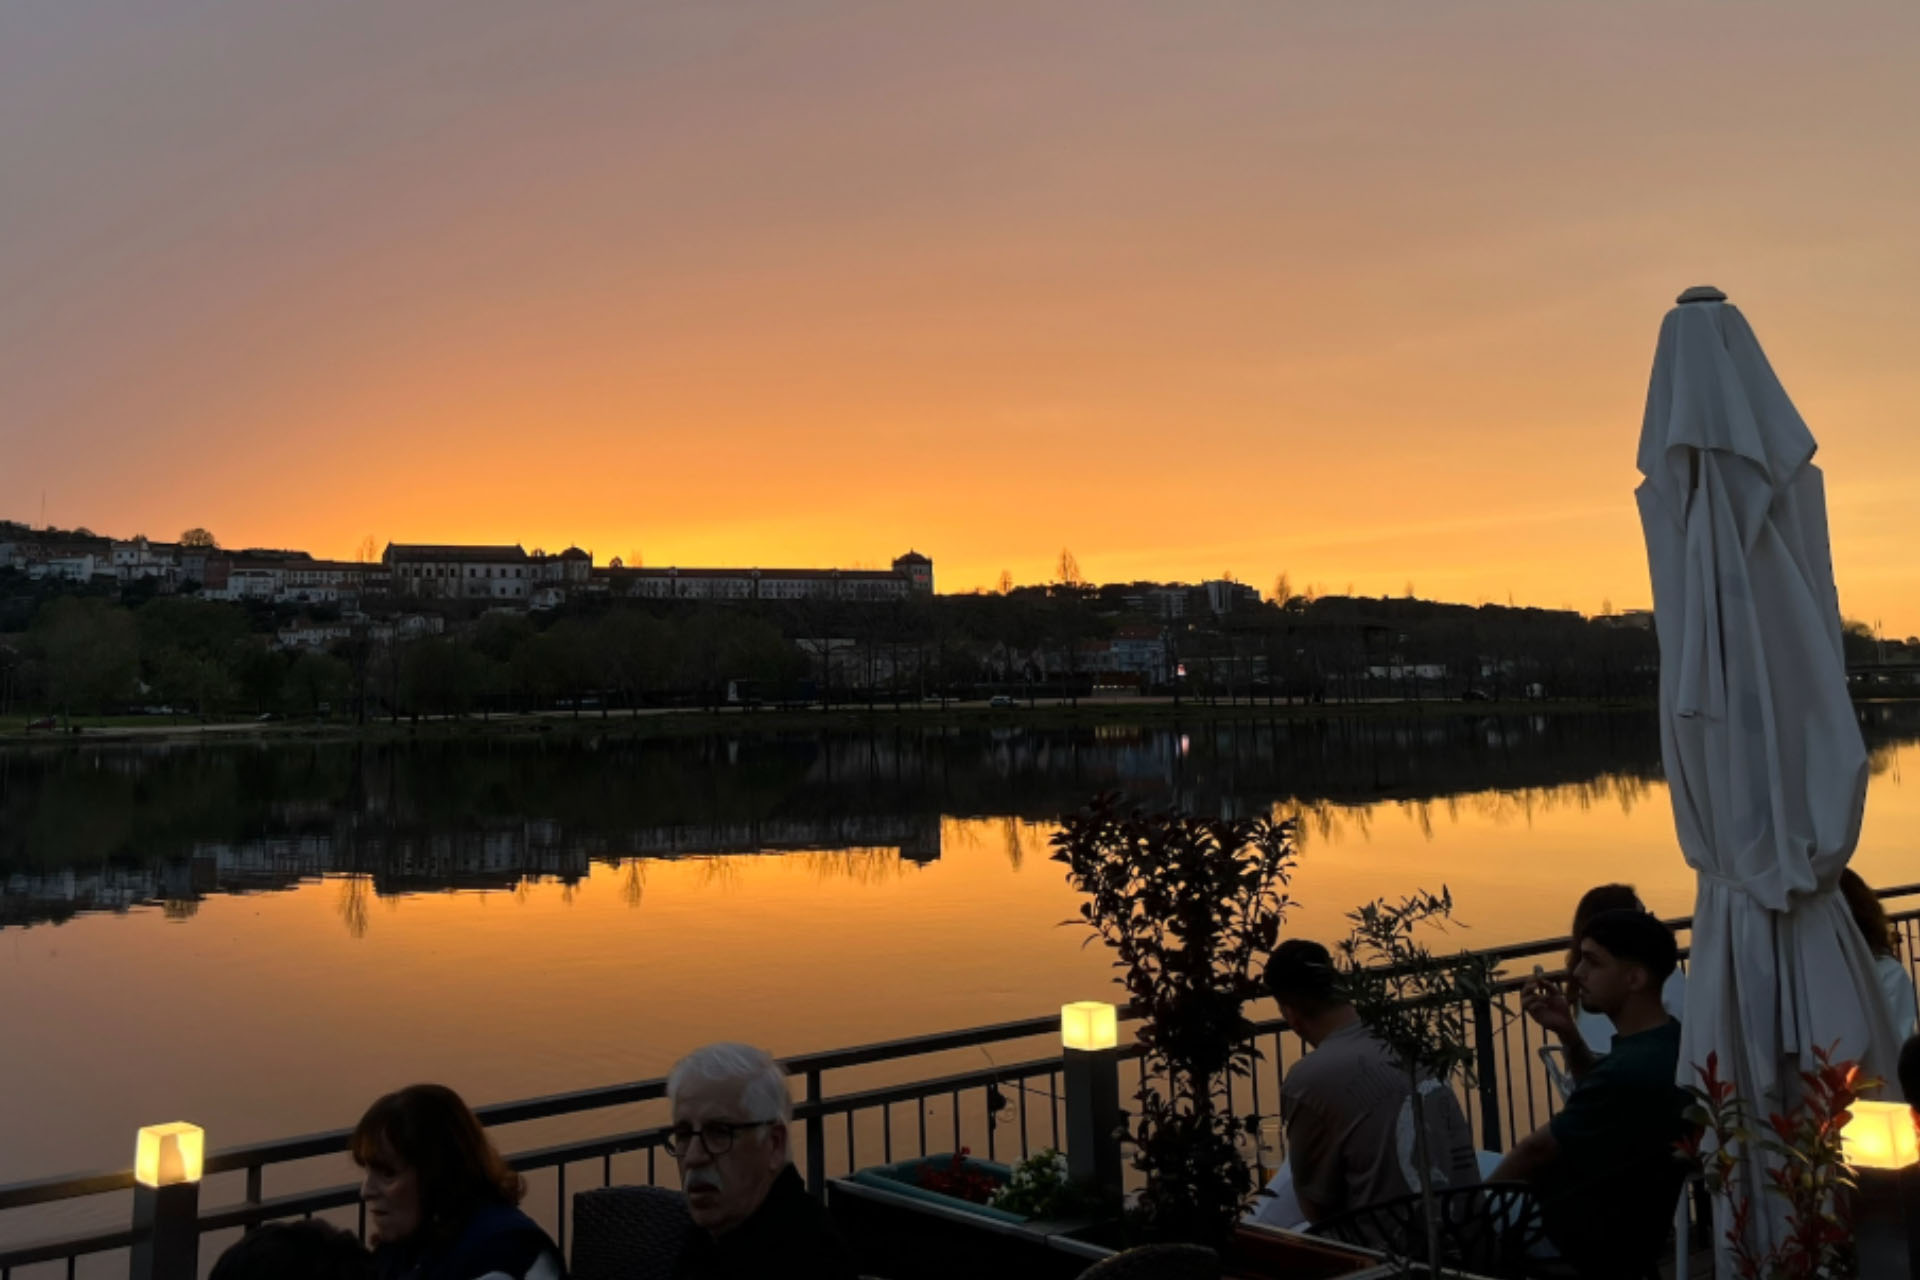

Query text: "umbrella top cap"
[1677, 285, 1728, 304]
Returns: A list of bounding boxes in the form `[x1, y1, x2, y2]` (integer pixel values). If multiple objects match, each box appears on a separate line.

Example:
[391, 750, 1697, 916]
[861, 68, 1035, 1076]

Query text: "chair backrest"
[1076, 1243, 1221, 1280]
[570, 1185, 694, 1280]
[1306, 1182, 1545, 1279]
[1540, 1152, 1691, 1278]
[1537, 1044, 1577, 1104]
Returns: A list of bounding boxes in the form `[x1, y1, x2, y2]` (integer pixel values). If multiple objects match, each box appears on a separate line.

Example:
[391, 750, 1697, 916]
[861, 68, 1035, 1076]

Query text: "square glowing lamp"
[1844, 1100, 1920, 1171]
[135, 1123, 205, 1187]
[1061, 1001, 1118, 1052]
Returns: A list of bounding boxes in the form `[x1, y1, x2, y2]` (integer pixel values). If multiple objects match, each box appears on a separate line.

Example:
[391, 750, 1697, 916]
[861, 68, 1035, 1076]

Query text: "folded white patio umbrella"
[1635, 285, 1899, 1261]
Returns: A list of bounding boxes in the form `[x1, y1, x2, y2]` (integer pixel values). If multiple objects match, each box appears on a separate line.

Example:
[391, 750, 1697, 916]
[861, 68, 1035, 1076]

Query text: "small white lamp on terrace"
[131, 1122, 204, 1280]
[1061, 1001, 1118, 1052]
[1843, 1099, 1920, 1171]
[1845, 1098, 1920, 1276]
[135, 1122, 205, 1188]
[1060, 1001, 1122, 1207]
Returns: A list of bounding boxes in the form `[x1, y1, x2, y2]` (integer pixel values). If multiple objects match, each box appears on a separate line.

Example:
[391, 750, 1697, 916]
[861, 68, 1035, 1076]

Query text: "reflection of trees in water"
[337, 873, 372, 939]
[1003, 816, 1026, 871]
[0, 714, 1681, 875]
[691, 857, 745, 892]
[1871, 742, 1904, 780]
[797, 847, 909, 885]
[7, 711, 1916, 931]
[1274, 770, 1660, 848]
[620, 859, 646, 909]
[932, 816, 1049, 873]
[161, 898, 198, 921]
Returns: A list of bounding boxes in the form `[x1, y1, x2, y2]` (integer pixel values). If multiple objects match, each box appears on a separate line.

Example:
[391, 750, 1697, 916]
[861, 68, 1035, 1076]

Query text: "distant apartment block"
[600, 551, 933, 604]
[1115, 578, 1258, 618]
[382, 544, 592, 602]
[1203, 579, 1260, 614]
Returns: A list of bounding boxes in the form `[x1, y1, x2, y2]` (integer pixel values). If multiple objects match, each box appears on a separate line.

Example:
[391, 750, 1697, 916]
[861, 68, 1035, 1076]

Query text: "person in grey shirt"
[1251, 940, 1480, 1226]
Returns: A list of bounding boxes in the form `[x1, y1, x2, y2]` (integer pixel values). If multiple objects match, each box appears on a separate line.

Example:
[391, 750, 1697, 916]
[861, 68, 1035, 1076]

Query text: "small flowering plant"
[1680, 1045, 1868, 1280]
[988, 1148, 1104, 1220]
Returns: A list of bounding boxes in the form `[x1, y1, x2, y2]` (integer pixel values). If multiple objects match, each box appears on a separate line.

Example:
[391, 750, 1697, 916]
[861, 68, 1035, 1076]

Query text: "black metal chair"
[1530, 1162, 1684, 1280]
[1306, 1181, 1547, 1279]
[1076, 1243, 1221, 1280]
[569, 1185, 693, 1280]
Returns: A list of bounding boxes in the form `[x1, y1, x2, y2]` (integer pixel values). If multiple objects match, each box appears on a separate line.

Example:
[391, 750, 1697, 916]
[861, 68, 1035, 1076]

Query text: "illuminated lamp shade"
[135, 1123, 205, 1187]
[1061, 1002, 1118, 1052]
[1842, 1099, 1920, 1171]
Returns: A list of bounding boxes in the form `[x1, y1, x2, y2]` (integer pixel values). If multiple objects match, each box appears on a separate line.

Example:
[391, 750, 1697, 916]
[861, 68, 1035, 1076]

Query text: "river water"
[3, 707, 1918, 1217]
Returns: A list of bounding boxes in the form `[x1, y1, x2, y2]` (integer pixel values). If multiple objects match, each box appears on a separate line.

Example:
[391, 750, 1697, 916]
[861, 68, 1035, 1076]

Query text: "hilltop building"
[595, 550, 933, 604]
[5, 522, 932, 615]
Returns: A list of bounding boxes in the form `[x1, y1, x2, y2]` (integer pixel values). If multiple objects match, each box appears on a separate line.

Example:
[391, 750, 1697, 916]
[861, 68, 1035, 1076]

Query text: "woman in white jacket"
[1841, 869, 1917, 1042]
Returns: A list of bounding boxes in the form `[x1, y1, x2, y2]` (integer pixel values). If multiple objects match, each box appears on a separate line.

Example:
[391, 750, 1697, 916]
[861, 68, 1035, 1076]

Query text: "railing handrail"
[7, 882, 1920, 1220]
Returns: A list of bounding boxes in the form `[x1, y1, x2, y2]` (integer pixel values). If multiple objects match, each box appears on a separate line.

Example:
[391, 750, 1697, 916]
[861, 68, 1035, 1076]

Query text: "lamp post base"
[131, 1181, 200, 1280]
[1063, 1045, 1122, 1210]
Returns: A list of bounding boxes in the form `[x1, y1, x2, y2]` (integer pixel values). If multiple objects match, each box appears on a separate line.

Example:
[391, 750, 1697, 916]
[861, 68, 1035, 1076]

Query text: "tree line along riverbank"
[4, 577, 1912, 734]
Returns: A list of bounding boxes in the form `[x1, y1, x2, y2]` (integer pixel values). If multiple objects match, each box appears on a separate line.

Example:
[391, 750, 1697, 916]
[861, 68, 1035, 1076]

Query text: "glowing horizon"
[4, 2, 1917, 631]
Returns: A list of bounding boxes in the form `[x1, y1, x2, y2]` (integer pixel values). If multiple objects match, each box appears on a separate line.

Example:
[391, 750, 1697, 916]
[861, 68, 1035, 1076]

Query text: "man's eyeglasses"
[664, 1120, 777, 1156]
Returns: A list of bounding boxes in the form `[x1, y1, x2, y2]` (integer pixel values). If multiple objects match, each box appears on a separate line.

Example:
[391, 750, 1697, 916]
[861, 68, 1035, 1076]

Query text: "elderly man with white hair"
[666, 1042, 856, 1280]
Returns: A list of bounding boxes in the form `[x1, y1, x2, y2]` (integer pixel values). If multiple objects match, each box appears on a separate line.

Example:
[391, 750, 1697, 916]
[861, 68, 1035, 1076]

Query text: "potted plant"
[1681, 1046, 1868, 1279]
[846, 1148, 1025, 1223]
[1049, 795, 1299, 1249]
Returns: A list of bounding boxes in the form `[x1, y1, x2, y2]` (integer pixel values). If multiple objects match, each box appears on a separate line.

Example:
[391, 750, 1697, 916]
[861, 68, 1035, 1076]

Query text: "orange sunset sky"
[3, 2, 1917, 632]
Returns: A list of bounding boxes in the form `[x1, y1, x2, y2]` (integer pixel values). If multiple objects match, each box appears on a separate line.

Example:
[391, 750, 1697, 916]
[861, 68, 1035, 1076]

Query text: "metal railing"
[6, 884, 1919, 1279]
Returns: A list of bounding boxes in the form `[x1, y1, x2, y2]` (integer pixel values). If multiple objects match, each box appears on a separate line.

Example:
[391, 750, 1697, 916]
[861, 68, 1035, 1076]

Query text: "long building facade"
[2, 521, 933, 614]
[603, 551, 932, 603]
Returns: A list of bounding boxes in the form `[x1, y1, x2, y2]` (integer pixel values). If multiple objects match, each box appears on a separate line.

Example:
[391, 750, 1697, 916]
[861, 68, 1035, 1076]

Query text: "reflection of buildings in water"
[613, 814, 941, 863]
[2, 857, 217, 927]
[13, 710, 1910, 931]
[1, 813, 943, 930]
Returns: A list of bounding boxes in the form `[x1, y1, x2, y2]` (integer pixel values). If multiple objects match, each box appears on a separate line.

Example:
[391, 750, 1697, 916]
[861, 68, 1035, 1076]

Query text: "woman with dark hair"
[1841, 869, 1917, 1039]
[352, 1084, 563, 1280]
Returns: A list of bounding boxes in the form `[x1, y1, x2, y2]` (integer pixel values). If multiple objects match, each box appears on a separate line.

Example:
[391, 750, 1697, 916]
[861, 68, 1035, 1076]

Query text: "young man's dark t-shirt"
[1540, 1018, 1690, 1265]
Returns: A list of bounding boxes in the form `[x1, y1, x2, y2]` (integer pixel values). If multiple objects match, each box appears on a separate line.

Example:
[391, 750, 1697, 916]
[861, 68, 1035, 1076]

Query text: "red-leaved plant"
[917, 1147, 1002, 1205]
[1679, 1045, 1868, 1280]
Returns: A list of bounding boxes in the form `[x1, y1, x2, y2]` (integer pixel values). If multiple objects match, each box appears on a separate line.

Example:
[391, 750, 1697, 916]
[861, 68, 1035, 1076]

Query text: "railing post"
[243, 1165, 262, 1234]
[804, 1068, 826, 1194]
[1471, 995, 1503, 1151]
[132, 1182, 199, 1280]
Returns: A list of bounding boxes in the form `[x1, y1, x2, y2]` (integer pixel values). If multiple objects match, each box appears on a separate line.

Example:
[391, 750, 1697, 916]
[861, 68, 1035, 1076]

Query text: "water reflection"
[4, 706, 1918, 932]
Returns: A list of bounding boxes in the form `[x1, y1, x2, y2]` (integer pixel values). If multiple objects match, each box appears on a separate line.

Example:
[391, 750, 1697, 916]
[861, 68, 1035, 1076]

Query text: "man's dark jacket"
[673, 1165, 856, 1280]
